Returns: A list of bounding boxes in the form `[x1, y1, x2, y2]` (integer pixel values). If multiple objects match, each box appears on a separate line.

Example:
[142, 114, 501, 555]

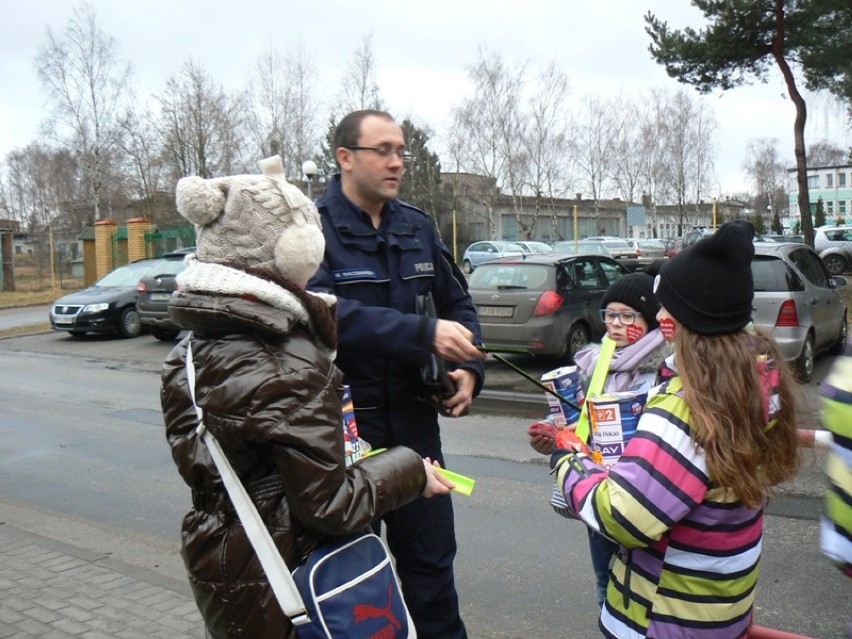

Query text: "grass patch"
[0, 322, 52, 339]
[0, 289, 73, 309]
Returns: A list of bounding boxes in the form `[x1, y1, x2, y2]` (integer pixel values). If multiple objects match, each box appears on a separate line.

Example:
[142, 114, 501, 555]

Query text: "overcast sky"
[1, 0, 848, 194]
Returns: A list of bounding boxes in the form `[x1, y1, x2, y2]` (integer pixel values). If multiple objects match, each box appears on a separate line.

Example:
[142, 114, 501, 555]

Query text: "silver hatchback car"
[468, 254, 630, 362]
[751, 242, 847, 382]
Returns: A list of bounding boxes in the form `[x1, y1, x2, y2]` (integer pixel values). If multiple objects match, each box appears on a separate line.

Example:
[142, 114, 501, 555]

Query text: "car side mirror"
[831, 275, 847, 287]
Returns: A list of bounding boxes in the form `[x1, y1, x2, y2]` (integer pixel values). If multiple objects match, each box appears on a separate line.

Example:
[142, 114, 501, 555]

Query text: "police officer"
[308, 110, 486, 639]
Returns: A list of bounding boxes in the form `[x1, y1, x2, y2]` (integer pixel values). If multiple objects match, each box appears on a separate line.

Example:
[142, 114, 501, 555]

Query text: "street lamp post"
[302, 160, 318, 200]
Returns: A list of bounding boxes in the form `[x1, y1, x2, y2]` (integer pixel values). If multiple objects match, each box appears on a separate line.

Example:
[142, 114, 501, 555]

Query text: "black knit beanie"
[601, 272, 660, 329]
[654, 221, 755, 335]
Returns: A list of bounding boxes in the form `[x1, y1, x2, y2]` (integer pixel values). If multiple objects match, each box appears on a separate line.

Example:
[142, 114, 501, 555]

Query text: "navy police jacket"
[307, 176, 484, 447]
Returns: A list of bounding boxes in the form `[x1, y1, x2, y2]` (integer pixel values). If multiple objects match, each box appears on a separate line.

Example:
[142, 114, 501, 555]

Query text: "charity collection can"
[588, 391, 647, 470]
[541, 366, 586, 427]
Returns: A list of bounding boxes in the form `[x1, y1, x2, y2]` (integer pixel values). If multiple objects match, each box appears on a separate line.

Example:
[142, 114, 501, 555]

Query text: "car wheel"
[823, 254, 847, 276]
[828, 318, 847, 356]
[463, 260, 473, 274]
[565, 323, 590, 364]
[117, 307, 142, 339]
[795, 334, 815, 383]
[151, 327, 181, 341]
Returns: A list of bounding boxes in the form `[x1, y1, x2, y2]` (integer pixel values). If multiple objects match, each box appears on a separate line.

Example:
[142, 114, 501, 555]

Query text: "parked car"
[681, 227, 715, 249]
[467, 253, 631, 362]
[136, 249, 194, 341]
[461, 240, 524, 273]
[49, 256, 183, 338]
[512, 241, 553, 255]
[663, 237, 683, 258]
[758, 234, 804, 244]
[626, 238, 667, 271]
[554, 238, 639, 271]
[751, 241, 847, 382]
[814, 224, 852, 276]
[551, 240, 610, 257]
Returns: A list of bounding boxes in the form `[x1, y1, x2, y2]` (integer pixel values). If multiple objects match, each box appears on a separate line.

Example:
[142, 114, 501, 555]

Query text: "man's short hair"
[333, 110, 395, 152]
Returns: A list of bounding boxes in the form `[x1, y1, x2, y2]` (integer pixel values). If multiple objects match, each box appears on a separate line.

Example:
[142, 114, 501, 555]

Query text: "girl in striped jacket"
[552, 221, 800, 639]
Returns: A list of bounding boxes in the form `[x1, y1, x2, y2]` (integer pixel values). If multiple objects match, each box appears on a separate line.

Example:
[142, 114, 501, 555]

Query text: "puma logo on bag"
[353, 583, 401, 633]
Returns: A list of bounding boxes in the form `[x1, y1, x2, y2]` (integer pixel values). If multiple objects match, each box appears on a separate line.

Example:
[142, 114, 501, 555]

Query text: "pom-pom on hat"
[601, 272, 660, 329]
[175, 156, 325, 285]
[654, 221, 755, 335]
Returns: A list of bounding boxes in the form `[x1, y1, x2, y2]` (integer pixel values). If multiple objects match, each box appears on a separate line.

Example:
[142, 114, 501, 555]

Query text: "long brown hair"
[675, 327, 800, 507]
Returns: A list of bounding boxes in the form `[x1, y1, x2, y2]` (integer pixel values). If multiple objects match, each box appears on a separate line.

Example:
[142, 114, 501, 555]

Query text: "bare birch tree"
[247, 42, 322, 180]
[743, 137, 787, 225]
[572, 95, 617, 233]
[608, 93, 644, 206]
[657, 90, 717, 233]
[155, 59, 248, 180]
[635, 90, 670, 236]
[335, 34, 385, 115]
[523, 62, 572, 240]
[119, 108, 170, 224]
[34, 3, 132, 222]
[447, 48, 525, 239]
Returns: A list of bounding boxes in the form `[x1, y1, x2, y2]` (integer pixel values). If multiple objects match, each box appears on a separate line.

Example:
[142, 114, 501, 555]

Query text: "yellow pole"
[712, 198, 717, 230]
[49, 225, 56, 290]
[573, 204, 579, 250]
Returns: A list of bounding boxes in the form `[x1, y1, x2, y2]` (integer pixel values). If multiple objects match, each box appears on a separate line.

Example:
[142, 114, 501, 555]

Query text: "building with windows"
[788, 164, 852, 223]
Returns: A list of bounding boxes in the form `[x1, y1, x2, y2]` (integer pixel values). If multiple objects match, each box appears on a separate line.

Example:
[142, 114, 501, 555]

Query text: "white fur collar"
[176, 257, 336, 340]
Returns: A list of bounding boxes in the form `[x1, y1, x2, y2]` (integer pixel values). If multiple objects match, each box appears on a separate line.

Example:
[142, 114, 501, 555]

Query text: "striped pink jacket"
[557, 374, 776, 638]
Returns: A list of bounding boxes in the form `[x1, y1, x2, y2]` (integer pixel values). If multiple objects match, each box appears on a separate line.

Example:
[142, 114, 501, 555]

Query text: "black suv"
[136, 249, 193, 341]
[50, 257, 181, 338]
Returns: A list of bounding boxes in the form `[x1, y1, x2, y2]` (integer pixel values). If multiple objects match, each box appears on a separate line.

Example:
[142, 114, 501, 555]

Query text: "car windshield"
[468, 263, 551, 290]
[95, 260, 166, 287]
[147, 259, 187, 278]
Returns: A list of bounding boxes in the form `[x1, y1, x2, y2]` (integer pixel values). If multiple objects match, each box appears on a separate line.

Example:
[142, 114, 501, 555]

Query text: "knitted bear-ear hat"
[601, 272, 660, 329]
[653, 220, 755, 335]
[174, 155, 324, 285]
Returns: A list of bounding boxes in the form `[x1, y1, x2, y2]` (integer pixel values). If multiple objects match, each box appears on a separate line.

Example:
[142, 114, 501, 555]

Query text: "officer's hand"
[440, 369, 477, 417]
[434, 320, 486, 363]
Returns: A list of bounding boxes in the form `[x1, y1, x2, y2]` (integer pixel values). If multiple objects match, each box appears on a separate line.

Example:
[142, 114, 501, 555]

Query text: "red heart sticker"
[659, 317, 677, 342]
[625, 324, 645, 344]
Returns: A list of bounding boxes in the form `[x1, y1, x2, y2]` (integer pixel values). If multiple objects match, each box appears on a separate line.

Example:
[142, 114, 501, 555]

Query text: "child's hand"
[527, 421, 557, 455]
[421, 458, 453, 497]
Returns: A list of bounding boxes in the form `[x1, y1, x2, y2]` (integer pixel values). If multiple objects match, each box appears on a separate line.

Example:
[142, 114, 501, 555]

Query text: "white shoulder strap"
[184, 337, 309, 626]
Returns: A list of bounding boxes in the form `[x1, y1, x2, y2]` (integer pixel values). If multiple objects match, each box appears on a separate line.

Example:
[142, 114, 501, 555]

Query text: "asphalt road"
[0, 315, 849, 637]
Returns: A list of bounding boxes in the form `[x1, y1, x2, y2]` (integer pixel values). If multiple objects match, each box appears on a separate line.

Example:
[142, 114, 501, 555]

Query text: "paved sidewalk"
[0, 521, 203, 638]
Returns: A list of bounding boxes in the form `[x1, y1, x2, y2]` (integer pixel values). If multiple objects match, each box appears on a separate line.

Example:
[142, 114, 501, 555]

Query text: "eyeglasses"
[343, 145, 414, 163]
[599, 309, 640, 325]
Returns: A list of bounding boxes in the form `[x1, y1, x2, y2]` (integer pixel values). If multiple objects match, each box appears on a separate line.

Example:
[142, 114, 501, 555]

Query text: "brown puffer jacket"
[161, 286, 426, 639]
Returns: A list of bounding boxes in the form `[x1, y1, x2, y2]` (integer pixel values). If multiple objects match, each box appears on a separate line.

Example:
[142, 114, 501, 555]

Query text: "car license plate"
[478, 305, 513, 318]
[149, 293, 172, 301]
[54, 315, 75, 325]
